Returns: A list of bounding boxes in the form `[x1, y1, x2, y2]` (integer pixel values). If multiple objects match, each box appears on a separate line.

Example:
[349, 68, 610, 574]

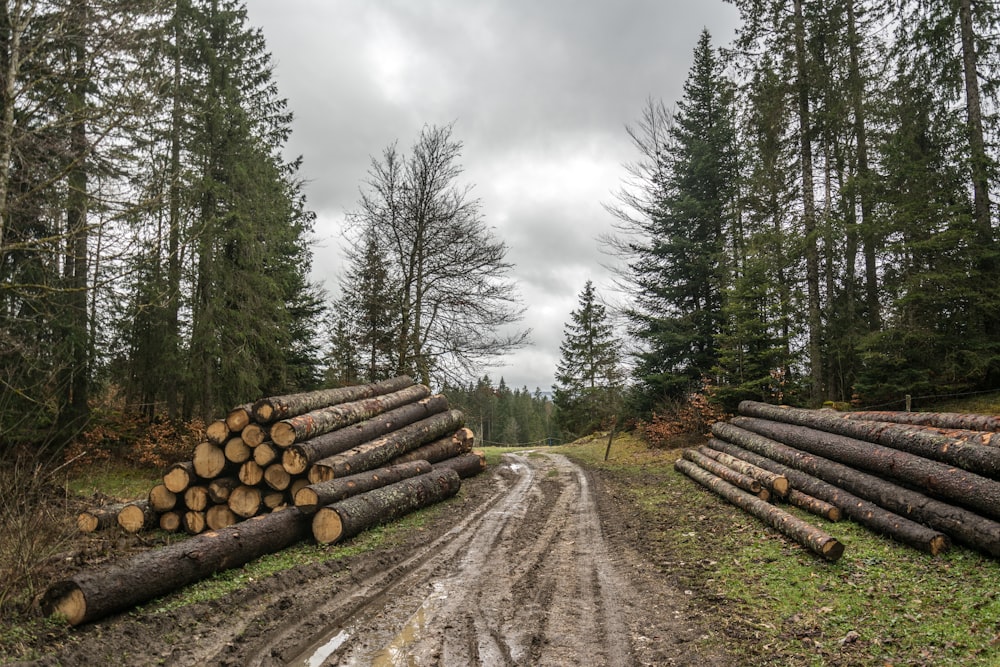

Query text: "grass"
[64, 462, 162, 500]
[543, 431, 1000, 666]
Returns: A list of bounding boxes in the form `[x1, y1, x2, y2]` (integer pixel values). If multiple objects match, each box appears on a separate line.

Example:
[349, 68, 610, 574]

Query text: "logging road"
[33, 452, 730, 666]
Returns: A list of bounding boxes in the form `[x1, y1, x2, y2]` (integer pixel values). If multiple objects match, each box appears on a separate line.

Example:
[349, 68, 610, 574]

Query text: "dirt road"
[30, 452, 730, 666]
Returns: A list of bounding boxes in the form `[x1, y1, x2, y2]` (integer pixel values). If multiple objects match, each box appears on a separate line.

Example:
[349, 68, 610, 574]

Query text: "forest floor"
[5, 432, 1000, 666]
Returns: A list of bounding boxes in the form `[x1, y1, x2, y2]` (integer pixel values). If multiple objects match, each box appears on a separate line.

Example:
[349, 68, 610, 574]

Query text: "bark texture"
[294, 460, 434, 514]
[253, 375, 415, 423]
[432, 451, 487, 479]
[389, 428, 473, 466]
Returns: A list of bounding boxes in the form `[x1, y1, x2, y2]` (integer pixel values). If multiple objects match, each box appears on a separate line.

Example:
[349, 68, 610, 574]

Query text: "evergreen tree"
[553, 281, 623, 437]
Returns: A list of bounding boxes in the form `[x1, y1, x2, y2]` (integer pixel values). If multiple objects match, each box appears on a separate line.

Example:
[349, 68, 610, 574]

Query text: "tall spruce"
[553, 281, 623, 437]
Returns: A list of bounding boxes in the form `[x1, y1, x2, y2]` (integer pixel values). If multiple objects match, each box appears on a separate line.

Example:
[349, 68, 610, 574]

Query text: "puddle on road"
[296, 629, 351, 667]
[370, 581, 449, 667]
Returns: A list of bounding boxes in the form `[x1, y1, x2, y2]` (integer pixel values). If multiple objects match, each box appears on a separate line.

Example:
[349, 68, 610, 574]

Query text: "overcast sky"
[243, 0, 742, 393]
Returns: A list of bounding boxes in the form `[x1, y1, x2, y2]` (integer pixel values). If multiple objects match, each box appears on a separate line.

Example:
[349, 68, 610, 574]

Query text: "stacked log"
[56, 376, 488, 625]
[680, 400, 1000, 560]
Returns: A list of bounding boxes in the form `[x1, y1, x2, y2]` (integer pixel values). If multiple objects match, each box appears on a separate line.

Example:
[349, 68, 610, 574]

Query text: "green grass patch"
[64, 462, 162, 501]
[559, 431, 1000, 666]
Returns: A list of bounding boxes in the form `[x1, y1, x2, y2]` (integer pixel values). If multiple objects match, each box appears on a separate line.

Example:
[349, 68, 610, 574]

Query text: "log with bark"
[842, 409, 1000, 433]
[270, 383, 432, 448]
[312, 468, 461, 544]
[226, 403, 253, 433]
[696, 445, 789, 497]
[681, 448, 767, 499]
[206, 419, 230, 446]
[714, 422, 991, 556]
[432, 451, 487, 479]
[77, 502, 133, 533]
[253, 375, 415, 424]
[730, 415, 1000, 521]
[738, 401, 1000, 477]
[307, 410, 465, 483]
[42, 508, 313, 625]
[294, 460, 434, 514]
[163, 461, 197, 494]
[785, 489, 841, 522]
[282, 394, 450, 475]
[148, 484, 177, 513]
[192, 442, 227, 479]
[388, 428, 473, 466]
[117, 500, 156, 533]
[674, 458, 844, 561]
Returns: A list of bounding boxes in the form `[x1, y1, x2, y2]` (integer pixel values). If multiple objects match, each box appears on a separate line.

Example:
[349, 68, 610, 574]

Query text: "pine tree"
[553, 281, 623, 437]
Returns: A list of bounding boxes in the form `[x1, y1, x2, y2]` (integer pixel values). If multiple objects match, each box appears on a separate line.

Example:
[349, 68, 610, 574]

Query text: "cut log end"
[930, 535, 950, 556]
[821, 539, 845, 562]
[47, 585, 86, 626]
[271, 422, 295, 448]
[294, 487, 320, 514]
[254, 401, 275, 424]
[312, 507, 344, 544]
[76, 513, 98, 533]
[283, 448, 308, 475]
[206, 419, 230, 445]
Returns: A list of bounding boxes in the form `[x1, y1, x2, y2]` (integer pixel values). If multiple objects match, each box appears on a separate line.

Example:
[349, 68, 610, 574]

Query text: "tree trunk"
[388, 428, 472, 466]
[308, 410, 465, 483]
[706, 437, 948, 554]
[674, 458, 844, 561]
[294, 460, 433, 514]
[730, 415, 1000, 520]
[282, 394, 449, 475]
[207, 477, 240, 504]
[228, 485, 262, 519]
[42, 509, 313, 625]
[224, 436, 251, 464]
[715, 422, 998, 555]
[117, 501, 156, 534]
[271, 384, 432, 447]
[786, 489, 841, 522]
[192, 442, 227, 479]
[433, 451, 487, 479]
[163, 461, 196, 494]
[696, 445, 789, 497]
[226, 403, 253, 432]
[78, 502, 135, 533]
[842, 410, 1000, 433]
[958, 0, 992, 248]
[312, 468, 461, 544]
[206, 419, 230, 445]
[738, 401, 1000, 477]
[681, 448, 763, 495]
[148, 484, 177, 513]
[253, 375, 415, 423]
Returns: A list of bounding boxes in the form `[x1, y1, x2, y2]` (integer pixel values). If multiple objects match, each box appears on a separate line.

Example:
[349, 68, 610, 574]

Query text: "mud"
[23, 452, 732, 666]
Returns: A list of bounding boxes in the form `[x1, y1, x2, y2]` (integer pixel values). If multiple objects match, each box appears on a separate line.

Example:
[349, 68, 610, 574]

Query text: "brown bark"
[207, 477, 240, 504]
[433, 451, 487, 479]
[224, 436, 251, 464]
[228, 485, 262, 519]
[226, 403, 253, 433]
[696, 445, 789, 497]
[842, 409, 1000, 434]
[205, 505, 238, 531]
[183, 485, 209, 512]
[388, 429, 472, 466]
[253, 441, 279, 467]
[714, 422, 993, 556]
[148, 484, 177, 513]
[294, 460, 433, 514]
[183, 511, 206, 535]
[241, 423, 269, 448]
[786, 489, 841, 522]
[239, 460, 264, 487]
[739, 401, 1000, 477]
[77, 502, 134, 533]
[42, 509, 313, 625]
[312, 468, 461, 544]
[271, 384, 432, 448]
[253, 375, 415, 423]
[206, 419, 230, 446]
[282, 394, 449, 475]
[674, 458, 844, 561]
[308, 410, 465, 483]
[192, 442, 227, 479]
[264, 463, 291, 491]
[159, 511, 182, 533]
[681, 448, 763, 495]
[117, 501, 156, 534]
[163, 461, 196, 494]
[730, 415, 1000, 520]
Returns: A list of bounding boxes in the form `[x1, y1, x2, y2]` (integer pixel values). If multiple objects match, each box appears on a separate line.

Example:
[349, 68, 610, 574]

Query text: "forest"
[1, 0, 999, 451]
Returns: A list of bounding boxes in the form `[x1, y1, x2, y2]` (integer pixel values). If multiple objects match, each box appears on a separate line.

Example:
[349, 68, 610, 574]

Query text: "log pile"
[676, 400, 1000, 561]
[54, 376, 486, 625]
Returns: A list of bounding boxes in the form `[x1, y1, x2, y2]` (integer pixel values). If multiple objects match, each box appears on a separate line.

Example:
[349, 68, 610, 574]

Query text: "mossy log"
[294, 460, 433, 514]
[738, 401, 1000, 477]
[674, 458, 844, 561]
[271, 384, 432, 448]
[307, 410, 465, 483]
[253, 375, 415, 423]
[730, 415, 1000, 521]
[707, 437, 949, 554]
[42, 509, 313, 625]
[282, 394, 450, 475]
[312, 468, 461, 544]
[432, 451, 487, 479]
